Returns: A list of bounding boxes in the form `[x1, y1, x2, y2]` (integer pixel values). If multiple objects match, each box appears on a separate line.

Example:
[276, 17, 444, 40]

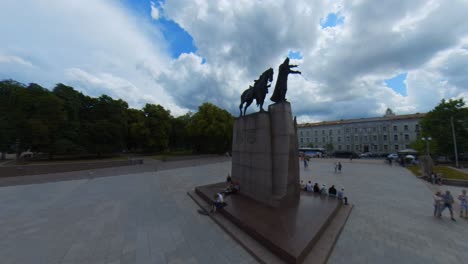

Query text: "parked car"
[387, 153, 398, 160]
[359, 152, 374, 158]
[333, 151, 359, 159]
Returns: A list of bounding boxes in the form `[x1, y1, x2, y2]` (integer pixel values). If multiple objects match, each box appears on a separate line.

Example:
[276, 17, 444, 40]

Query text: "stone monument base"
[191, 182, 353, 264]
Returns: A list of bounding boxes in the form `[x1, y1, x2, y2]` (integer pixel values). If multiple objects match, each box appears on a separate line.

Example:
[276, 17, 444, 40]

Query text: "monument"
[191, 57, 352, 264]
[232, 58, 301, 207]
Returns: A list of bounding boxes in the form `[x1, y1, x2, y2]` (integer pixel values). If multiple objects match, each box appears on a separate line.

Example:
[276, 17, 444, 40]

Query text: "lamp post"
[421, 137, 431, 155]
[450, 117, 459, 168]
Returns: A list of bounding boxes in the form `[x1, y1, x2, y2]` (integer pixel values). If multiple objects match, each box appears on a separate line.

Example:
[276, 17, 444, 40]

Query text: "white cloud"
[1, 0, 468, 122]
[150, 1, 160, 20]
[0, 54, 34, 67]
[0, 0, 176, 111]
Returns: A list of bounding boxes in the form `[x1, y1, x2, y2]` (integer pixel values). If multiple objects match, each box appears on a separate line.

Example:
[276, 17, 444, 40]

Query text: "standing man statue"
[270, 57, 301, 103]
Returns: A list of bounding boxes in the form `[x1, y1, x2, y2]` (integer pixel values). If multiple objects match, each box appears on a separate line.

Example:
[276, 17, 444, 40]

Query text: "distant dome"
[384, 108, 395, 117]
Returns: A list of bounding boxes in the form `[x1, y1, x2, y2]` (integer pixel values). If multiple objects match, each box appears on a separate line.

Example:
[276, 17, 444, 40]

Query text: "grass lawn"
[406, 165, 468, 180]
[10, 155, 126, 166]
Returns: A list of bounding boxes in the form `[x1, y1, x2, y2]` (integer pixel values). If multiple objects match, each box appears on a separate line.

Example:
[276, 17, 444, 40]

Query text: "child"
[458, 189, 468, 218]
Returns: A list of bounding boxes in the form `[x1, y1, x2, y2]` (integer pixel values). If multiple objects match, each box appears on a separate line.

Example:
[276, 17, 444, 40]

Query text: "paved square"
[0, 159, 466, 264]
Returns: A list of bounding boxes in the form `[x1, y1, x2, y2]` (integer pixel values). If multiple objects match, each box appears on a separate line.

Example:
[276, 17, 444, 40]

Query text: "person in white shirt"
[210, 193, 225, 213]
[306, 181, 313, 192]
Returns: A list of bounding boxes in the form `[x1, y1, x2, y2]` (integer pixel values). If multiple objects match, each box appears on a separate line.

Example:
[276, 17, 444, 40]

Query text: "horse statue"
[239, 68, 274, 116]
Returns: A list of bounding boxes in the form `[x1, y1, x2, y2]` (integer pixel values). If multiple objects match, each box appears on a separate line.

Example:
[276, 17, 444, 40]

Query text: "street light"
[421, 137, 432, 155]
[450, 117, 459, 168]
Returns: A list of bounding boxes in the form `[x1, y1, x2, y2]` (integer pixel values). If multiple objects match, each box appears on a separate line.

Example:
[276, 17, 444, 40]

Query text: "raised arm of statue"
[289, 69, 301, 74]
[289, 64, 299, 68]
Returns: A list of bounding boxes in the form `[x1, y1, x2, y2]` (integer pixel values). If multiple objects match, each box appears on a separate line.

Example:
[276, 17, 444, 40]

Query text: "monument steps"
[190, 182, 353, 264]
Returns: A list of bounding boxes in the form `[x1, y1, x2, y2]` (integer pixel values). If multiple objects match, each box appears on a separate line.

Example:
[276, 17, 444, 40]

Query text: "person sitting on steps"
[210, 192, 225, 213]
[313, 183, 320, 193]
[337, 188, 348, 205]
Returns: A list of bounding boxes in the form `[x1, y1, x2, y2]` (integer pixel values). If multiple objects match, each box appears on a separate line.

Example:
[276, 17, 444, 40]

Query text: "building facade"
[298, 110, 425, 154]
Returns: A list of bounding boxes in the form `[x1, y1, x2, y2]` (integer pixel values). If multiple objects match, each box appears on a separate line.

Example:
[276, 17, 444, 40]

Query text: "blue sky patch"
[321, 13, 344, 28]
[288, 50, 303, 60]
[124, 0, 197, 58]
[157, 18, 197, 58]
[384, 73, 407, 96]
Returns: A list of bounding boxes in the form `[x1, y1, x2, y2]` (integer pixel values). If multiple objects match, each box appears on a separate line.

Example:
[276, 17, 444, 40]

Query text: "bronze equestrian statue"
[270, 57, 301, 103]
[239, 68, 274, 116]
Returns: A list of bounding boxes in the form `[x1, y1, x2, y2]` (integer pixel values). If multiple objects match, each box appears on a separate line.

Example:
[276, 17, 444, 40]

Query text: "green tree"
[420, 98, 468, 156]
[0, 80, 26, 159]
[187, 103, 234, 153]
[126, 108, 149, 152]
[82, 95, 129, 156]
[143, 104, 172, 152]
[52, 84, 87, 155]
[169, 112, 192, 151]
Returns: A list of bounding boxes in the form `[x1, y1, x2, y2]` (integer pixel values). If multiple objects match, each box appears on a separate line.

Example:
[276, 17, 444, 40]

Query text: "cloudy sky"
[1, 0, 467, 122]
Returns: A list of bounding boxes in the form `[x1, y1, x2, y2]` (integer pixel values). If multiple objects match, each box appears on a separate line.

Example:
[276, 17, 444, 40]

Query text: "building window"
[306, 131, 310, 136]
[322, 130, 325, 135]
[404, 125, 408, 131]
[315, 131, 318, 136]
[322, 137, 325, 143]
[393, 125, 397, 131]
[300, 131, 303, 136]
[306, 138, 310, 143]
[405, 134, 409, 141]
[383, 135, 387, 141]
[373, 135, 377, 141]
[394, 135, 398, 141]
[338, 145, 342, 150]
[373, 127, 376, 132]
[356, 145, 360, 151]
[338, 130, 341, 135]
[300, 138, 303, 143]
[354, 135, 358, 141]
[415, 124, 419, 131]
[315, 138, 318, 143]
[330, 136, 333, 142]
[346, 128, 350, 133]
[346, 145, 350, 150]
[329, 129, 332, 135]
[346, 136, 350, 142]
[383, 126, 387, 132]
[395, 145, 399, 150]
[354, 128, 358, 133]
[384, 145, 388, 151]
[338, 137, 341, 142]
[364, 136, 368, 141]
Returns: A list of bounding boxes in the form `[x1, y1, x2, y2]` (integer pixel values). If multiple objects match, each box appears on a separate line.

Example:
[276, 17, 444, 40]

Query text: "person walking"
[439, 190, 456, 221]
[337, 162, 342, 173]
[458, 189, 468, 218]
[433, 191, 443, 217]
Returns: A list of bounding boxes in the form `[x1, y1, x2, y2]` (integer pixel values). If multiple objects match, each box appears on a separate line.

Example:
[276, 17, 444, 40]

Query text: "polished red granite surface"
[196, 182, 341, 264]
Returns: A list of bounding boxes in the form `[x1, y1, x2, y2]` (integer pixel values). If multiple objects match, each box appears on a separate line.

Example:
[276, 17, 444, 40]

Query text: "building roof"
[298, 113, 426, 128]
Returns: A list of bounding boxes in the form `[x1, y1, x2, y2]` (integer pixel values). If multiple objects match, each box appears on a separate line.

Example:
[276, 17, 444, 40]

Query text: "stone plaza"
[0, 157, 467, 264]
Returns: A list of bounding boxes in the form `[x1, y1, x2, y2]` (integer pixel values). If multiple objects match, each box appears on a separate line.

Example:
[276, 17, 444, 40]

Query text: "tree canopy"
[418, 98, 468, 157]
[0, 79, 234, 159]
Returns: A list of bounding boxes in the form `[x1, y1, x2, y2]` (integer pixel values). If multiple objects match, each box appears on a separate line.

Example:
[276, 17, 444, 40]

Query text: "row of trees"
[412, 98, 468, 159]
[0, 80, 234, 160]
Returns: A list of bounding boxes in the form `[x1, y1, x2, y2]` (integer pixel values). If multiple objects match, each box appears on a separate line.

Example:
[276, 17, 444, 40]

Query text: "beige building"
[298, 109, 425, 154]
